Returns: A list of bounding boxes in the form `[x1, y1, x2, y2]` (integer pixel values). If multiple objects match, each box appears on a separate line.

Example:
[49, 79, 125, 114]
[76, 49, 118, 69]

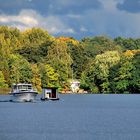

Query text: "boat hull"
[41, 97, 59, 101]
[10, 92, 38, 102]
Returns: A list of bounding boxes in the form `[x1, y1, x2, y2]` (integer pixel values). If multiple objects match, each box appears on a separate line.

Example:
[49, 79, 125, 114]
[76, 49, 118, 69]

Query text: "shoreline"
[1, 93, 140, 95]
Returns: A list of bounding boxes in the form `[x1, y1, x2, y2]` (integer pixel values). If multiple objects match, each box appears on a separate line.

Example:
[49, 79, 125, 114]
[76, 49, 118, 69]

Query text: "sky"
[0, 0, 140, 39]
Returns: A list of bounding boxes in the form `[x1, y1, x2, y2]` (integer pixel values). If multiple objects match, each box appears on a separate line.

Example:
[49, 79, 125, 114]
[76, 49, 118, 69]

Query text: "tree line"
[0, 26, 140, 93]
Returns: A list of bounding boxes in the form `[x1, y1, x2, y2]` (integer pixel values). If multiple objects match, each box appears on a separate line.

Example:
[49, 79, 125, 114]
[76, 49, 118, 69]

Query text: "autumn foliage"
[0, 26, 140, 93]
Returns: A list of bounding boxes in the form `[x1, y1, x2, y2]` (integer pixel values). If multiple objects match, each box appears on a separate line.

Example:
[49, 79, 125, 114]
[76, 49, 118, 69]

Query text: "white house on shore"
[70, 81, 80, 93]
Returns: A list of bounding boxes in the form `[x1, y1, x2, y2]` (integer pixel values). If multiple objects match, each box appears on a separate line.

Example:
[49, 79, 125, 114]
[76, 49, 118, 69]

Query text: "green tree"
[0, 71, 8, 88]
[0, 33, 10, 84]
[21, 28, 51, 45]
[81, 36, 120, 58]
[130, 53, 140, 93]
[17, 28, 53, 63]
[93, 51, 120, 93]
[0, 26, 21, 53]
[9, 54, 33, 84]
[81, 51, 120, 93]
[31, 64, 42, 92]
[114, 37, 140, 50]
[109, 53, 134, 93]
[39, 63, 59, 88]
[47, 40, 73, 84]
[69, 42, 86, 79]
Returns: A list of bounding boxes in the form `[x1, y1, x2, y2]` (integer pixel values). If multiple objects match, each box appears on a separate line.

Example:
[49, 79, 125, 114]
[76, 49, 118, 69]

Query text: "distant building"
[70, 81, 80, 93]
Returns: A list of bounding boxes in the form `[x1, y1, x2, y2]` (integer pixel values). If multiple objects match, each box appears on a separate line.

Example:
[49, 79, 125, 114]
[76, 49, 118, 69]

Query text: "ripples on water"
[0, 94, 140, 140]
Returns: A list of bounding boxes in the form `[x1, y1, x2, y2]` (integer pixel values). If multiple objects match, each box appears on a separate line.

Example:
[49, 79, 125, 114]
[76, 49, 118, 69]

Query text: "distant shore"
[0, 88, 10, 95]
[0, 88, 140, 95]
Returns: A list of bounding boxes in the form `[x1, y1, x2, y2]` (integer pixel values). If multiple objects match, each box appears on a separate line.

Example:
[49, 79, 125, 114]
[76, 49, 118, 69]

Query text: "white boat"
[10, 83, 38, 102]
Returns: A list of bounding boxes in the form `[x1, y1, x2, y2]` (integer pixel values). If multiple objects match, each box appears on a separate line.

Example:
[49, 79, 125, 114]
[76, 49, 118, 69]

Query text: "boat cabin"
[11, 83, 33, 92]
[41, 87, 59, 101]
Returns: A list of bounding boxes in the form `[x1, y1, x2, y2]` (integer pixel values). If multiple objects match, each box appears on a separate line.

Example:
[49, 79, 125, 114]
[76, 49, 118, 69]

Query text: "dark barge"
[41, 87, 59, 101]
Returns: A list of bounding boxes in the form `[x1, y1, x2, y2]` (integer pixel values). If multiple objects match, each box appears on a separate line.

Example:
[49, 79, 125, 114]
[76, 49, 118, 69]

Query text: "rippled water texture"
[0, 94, 140, 140]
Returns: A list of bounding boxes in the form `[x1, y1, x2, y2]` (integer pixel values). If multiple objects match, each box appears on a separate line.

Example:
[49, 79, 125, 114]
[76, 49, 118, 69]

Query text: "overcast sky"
[0, 0, 140, 39]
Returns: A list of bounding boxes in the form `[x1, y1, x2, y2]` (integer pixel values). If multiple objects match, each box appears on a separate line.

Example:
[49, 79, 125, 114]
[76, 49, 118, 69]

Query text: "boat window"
[18, 85, 32, 90]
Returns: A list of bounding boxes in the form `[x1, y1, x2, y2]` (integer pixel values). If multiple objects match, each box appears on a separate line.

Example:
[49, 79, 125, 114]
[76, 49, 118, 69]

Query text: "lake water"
[0, 94, 140, 140]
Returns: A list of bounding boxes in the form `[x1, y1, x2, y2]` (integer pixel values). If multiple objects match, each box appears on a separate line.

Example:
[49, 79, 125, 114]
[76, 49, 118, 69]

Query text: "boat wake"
[0, 100, 11, 102]
[0, 96, 61, 103]
[0, 99, 38, 103]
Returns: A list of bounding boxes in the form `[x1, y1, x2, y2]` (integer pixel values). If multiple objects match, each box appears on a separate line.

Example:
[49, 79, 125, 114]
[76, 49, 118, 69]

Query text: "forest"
[0, 26, 140, 93]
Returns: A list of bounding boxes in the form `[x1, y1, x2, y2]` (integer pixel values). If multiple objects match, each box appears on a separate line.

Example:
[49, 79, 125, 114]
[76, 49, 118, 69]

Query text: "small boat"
[10, 83, 38, 102]
[41, 87, 59, 101]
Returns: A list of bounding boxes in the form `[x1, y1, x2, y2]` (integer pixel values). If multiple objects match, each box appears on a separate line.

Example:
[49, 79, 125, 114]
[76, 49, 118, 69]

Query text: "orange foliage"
[56, 37, 70, 41]
[56, 37, 79, 45]
[124, 49, 140, 57]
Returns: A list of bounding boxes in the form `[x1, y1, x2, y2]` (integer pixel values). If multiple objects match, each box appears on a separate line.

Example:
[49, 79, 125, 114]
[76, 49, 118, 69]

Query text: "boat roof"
[12, 83, 32, 86]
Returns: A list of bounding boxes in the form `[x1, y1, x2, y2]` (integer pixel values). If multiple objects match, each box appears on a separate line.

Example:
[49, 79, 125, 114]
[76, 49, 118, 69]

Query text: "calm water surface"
[0, 94, 140, 140]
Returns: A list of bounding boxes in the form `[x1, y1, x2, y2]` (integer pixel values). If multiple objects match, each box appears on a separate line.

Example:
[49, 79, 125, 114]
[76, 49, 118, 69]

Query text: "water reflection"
[0, 99, 11, 102]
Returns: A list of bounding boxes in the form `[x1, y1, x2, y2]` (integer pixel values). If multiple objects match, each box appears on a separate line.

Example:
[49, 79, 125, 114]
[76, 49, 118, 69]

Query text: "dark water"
[0, 94, 140, 140]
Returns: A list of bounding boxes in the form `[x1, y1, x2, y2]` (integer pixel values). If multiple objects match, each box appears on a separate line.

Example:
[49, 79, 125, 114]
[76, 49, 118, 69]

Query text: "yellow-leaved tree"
[31, 64, 42, 93]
